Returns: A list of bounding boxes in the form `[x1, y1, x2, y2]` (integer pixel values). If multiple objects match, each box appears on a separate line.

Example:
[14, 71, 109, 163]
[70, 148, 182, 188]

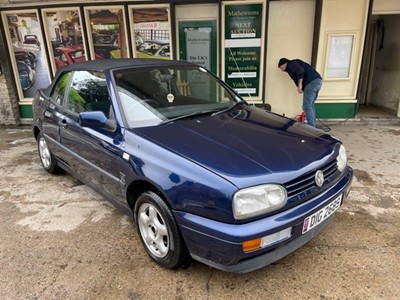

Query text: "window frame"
[323, 32, 357, 81]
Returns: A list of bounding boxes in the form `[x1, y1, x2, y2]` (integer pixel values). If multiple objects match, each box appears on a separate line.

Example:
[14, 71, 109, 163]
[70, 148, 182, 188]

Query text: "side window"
[50, 72, 72, 105]
[65, 71, 112, 118]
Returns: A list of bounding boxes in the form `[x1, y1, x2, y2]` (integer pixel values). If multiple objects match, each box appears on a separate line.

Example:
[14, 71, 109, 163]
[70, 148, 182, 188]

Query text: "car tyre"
[135, 191, 190, 269]
[37, 132, 61, 174]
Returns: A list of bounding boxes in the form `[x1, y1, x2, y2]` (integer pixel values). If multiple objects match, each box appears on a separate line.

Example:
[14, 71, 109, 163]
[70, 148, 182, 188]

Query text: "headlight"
[233, 184, 287, 220]
[337, 144, 347, 172]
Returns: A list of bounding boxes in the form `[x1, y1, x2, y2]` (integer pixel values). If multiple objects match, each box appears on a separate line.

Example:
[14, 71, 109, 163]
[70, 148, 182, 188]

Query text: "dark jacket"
[284, 59, 321, 90]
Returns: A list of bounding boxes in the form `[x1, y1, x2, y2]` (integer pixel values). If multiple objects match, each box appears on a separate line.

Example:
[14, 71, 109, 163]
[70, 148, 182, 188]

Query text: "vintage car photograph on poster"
[85, 8, 128, 60]
[131, 7, 171, 60]
[4, 12, 50, 99]
[43, 9, 86, 73]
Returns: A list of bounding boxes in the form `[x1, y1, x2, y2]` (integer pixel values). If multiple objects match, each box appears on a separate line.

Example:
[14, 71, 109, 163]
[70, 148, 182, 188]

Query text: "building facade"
[0, 0, 399, 125]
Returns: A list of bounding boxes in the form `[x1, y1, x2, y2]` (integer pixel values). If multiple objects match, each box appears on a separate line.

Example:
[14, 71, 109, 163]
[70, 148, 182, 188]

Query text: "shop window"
[129, 4, 172, 60]
[84, 6, 129, 60]
[324, 32, 356, 80]
[42, 8, 86, 76]
[1, 10, 51, 100]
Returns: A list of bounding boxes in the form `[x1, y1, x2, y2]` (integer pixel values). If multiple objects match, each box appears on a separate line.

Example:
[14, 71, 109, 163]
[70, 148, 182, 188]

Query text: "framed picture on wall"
[129, 4, 172, 60]
[42, 8, 86, 76]
[1, 10, 51, 100]
[84, 6, 129, 60]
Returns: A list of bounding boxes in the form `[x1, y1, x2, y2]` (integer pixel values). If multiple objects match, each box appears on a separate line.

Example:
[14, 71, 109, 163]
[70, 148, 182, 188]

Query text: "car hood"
[133, 106, 339, 187]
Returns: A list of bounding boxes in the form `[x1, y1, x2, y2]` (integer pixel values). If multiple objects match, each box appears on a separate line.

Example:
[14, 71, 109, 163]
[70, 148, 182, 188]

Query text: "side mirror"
[255, 103, 272, 111]
[79, 111, 116, 131]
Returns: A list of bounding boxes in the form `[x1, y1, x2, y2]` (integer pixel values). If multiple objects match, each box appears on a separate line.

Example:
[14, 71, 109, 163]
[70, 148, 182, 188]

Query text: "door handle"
[58, 119, 68, 128]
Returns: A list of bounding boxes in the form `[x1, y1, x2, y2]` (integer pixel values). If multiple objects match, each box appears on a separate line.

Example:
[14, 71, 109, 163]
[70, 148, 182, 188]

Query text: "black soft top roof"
[43, 58, 195, 96]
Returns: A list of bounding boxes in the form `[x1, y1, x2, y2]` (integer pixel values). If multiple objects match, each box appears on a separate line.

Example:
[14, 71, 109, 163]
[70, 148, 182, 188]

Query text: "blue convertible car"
[32, 59, 353, 273]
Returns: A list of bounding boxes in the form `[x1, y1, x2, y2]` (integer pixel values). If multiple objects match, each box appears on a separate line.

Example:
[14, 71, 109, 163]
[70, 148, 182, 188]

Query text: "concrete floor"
[0, 124, 399, 299]
[357, 104, 397, 118]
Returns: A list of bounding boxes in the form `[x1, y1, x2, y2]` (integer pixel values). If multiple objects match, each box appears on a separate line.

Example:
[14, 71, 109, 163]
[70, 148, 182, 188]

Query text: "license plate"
[302, 194, 342, 234]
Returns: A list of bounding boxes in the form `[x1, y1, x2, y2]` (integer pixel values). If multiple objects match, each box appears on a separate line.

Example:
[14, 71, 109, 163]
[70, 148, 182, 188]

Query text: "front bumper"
[174, 167, 353, 273]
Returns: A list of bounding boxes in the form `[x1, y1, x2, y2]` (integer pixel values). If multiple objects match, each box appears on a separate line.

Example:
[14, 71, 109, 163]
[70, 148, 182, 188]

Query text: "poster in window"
[185, 27, 211, 70]
[1, 11, 51, 100]
[129, 5, 172, 60]
[42, 8, 86, 75]
[223, 2, 264, 99]
[325, 34, 355, 79]
[85, 7, 129, 59]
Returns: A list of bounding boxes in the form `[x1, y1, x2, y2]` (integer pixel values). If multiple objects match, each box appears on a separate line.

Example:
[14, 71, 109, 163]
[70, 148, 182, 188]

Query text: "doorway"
[358, 14, 400, 117]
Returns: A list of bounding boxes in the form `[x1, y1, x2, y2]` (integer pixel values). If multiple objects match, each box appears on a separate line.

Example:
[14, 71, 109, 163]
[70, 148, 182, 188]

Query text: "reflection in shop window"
[129, 5, 172, 60]
[1, 11, 51, 100]
[65, 71, 109, 115]
[84, 7, 129, 60]
[42, 8, 86, 74]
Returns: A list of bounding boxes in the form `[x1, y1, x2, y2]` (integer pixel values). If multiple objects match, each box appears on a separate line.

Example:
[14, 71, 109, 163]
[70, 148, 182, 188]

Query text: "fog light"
[261, 227, 292, 248]
[242, 227, 292, 253]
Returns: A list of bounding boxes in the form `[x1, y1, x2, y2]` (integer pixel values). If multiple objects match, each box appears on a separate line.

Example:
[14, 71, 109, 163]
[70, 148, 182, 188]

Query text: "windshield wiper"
[211, 101, 243, 117]
[160, 109, 220, 125]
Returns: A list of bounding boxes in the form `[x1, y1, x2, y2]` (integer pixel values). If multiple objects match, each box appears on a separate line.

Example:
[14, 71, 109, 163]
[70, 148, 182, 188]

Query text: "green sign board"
[224, 3, 263, 98]
[225, 47, 260, 95]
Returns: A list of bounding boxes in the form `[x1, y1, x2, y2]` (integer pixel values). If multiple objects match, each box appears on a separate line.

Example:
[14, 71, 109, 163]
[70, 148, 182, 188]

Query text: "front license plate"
[302, 194, 342, 234]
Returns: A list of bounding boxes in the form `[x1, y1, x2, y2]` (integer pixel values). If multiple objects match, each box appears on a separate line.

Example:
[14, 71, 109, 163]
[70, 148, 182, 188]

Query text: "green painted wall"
[316, 103, 356, 119]
[20, 105, 33, 119]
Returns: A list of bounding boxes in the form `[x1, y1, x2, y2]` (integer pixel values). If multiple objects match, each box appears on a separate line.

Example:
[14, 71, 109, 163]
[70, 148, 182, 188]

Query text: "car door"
[39, 71, 73, 160]
[59, 70, 125, 203]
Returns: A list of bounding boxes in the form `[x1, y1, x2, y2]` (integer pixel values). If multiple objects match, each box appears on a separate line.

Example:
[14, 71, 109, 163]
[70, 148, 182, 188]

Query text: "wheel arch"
[126, 180, 171, 218]
[33, 125, 41, 141]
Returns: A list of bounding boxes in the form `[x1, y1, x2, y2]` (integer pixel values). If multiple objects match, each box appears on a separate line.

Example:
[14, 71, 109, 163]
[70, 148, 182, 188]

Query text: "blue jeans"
[303, 78, 322, 127]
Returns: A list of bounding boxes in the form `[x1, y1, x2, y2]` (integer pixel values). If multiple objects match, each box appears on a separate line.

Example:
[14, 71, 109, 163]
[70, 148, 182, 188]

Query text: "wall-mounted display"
[325, 33, 355, 80]
[42, 8, 86, 76]
[84, 7, 129, 59]
[129, 5, 172, 60]
[222, 2, 264, 100]
[1, 10, 50, 100]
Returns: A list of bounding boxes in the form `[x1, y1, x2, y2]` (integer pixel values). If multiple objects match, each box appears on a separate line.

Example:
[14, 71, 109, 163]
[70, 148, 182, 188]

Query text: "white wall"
[265, 0, 315, 118]
[316, 0, 369, 101]
[373, 0, 400, 14]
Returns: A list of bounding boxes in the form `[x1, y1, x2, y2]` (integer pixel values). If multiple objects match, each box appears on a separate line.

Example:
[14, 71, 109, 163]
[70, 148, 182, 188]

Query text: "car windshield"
[114, 65, 240, 128]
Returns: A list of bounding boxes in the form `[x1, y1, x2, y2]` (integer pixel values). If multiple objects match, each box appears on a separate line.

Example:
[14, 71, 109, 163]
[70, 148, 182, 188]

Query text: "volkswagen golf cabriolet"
[32, 59, 353, 273]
